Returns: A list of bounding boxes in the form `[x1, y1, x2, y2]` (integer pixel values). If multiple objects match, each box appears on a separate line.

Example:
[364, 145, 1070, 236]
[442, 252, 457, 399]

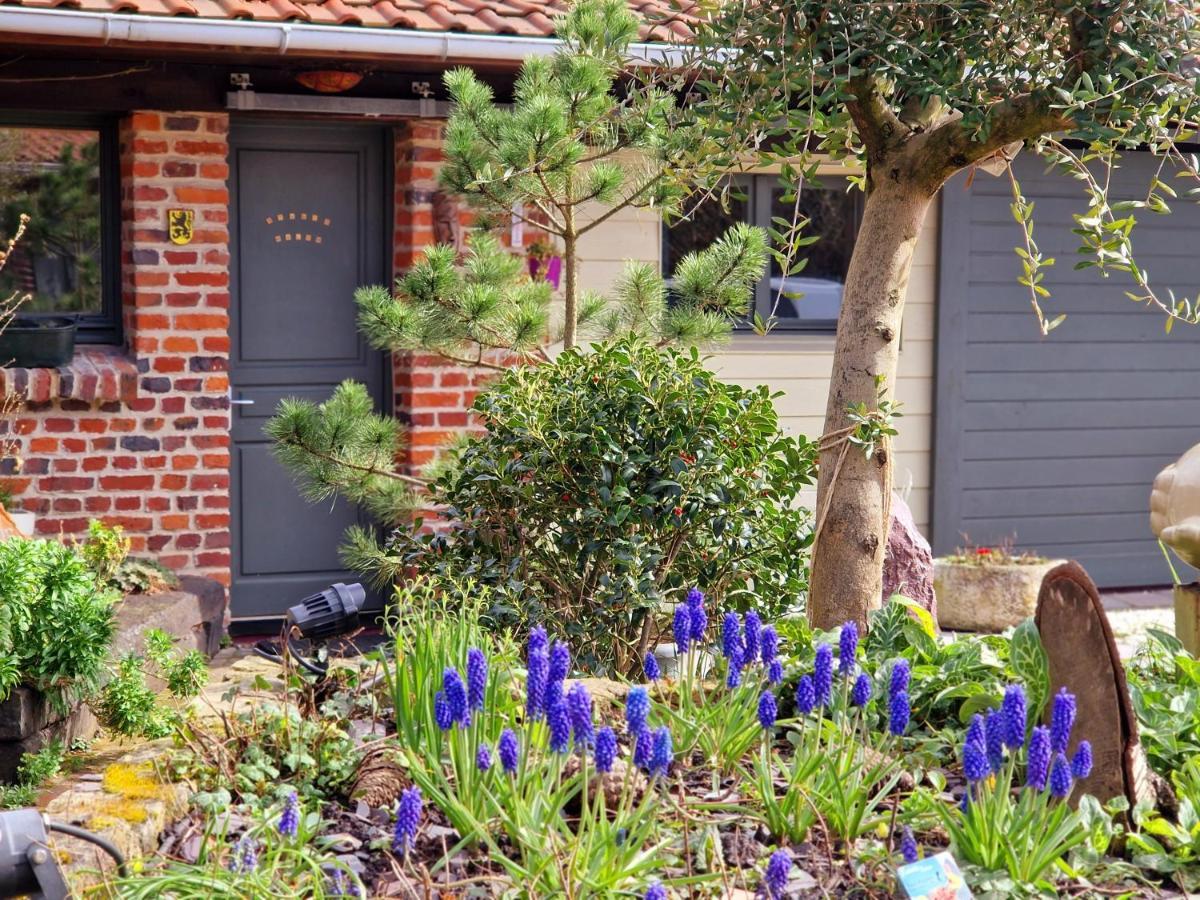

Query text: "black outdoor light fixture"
[0, 808, 127, 899]
[254, 582, 367, 677]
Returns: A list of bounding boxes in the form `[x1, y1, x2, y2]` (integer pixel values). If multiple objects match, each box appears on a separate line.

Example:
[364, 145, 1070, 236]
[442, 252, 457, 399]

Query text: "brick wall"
[0, 112, 232, 585]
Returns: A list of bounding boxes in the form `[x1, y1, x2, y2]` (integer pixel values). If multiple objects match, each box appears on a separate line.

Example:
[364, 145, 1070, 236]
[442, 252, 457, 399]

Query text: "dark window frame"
[0, 112, 123, 346]
[663, 173, 863, 334]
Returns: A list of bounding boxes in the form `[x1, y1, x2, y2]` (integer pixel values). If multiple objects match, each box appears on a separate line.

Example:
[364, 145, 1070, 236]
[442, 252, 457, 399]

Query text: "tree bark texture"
[808, 179, 935, 632]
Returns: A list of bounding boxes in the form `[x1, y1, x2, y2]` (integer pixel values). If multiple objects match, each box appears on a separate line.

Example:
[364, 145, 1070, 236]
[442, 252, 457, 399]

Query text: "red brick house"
[0, 0, 692, 621]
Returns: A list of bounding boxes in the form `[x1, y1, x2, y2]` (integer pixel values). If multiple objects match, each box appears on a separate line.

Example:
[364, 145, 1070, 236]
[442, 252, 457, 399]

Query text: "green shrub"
[78, 519, 130, 586]
[95, 628, 209, 739]
[386, 339, 816, 673]
[0, 537, 116, 709]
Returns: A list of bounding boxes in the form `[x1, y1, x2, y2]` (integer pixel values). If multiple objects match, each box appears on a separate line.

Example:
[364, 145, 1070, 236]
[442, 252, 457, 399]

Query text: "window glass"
[766, 184, 858, 327]
[662, 187, 748, 275]
[0, 126, 104, 317]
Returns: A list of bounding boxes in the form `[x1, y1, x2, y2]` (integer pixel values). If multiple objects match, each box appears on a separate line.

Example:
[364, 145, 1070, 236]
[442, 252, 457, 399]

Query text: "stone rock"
[1150, 442, 1200, 569]
[882, 493, 936, 617]
[935, 557, 1064, 632]
[1035, 561, 1156, 813]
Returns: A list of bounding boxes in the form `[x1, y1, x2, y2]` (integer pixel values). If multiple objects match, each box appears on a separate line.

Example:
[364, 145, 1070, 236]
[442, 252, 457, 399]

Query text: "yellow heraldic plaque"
[167, 208, 195, 245]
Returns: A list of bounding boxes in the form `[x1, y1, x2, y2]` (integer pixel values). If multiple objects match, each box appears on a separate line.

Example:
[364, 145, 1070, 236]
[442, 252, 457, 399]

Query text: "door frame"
[226, 117, 393, 628]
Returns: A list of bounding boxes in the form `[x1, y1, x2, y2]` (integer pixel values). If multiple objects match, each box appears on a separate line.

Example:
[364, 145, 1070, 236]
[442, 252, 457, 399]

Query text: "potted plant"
[934, 542, 1064, 632]
[0, 315, 76, 368]
[525, 239, 562, 290]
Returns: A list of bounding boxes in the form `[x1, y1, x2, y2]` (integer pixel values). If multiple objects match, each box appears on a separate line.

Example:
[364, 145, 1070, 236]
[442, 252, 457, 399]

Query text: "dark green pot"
[0, 316, 77, 368]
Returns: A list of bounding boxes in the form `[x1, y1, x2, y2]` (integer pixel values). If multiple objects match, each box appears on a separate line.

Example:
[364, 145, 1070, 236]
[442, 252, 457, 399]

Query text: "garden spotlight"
[253, 582, 366, 677]
[0, 808, 127, 898]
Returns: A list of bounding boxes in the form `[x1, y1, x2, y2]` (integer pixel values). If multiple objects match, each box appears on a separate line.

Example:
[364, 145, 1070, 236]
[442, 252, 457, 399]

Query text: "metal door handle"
[228, 389, 255, 406]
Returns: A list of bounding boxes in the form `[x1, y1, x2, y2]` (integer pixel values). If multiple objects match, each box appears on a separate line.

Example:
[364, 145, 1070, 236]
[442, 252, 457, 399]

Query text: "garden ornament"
[1035, 562, 1158, 813]
[252, 582, 366, 678]
[1150, 442, 1200, 569]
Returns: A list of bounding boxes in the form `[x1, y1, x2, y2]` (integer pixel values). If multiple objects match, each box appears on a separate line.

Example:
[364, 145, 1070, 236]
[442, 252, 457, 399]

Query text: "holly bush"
[390, 339, 816, 674]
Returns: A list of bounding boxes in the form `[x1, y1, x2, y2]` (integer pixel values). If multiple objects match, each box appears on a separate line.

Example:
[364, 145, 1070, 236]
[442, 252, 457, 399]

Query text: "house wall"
[0, 112, 232, 583]
[574, 198, 938, 532]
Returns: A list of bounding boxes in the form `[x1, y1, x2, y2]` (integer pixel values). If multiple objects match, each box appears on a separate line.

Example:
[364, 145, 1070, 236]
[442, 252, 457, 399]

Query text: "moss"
[101, 763, 170, 801]
[87, 797, 149, 827]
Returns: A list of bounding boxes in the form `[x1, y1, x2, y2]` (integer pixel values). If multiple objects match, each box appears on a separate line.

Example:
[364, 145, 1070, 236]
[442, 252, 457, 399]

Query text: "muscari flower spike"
[838, 620, 858, 675]
[626, 686, 650, 735]
[795, 675, 816, 715]
[434, 691, 453, 731]
[985, 708, 1006, 772]
[758, 689, 778, 731]
[726, 646, 744, 689]
[673, 604, 692, 655]
[548, 694, 571, 754]
[1050, 752, 1073, 799]
[443, 668, 470, 727]
[544, 678, 564, 720]
[527, 625, 548, 659]
[889, 690, 910, 737]
[567, 681, 595, 747]
[1001, 684, 1027, 750]
[476, 743, 492, 772]
[644, 883, 667, 900]
[814, 643, 834, 706]
[900, 825, 919, 864]
[466, 647, 488, 712]
[760, 626, 779, 666]
[1026, 725, 1051, 791]
[393, 786, 423, 855]
[325, 869, 350, 898]
[890, 659, 911, 697]
[767, 658, 783, 686]
[687, 587, 708, 642]
[963, 739, 990, 783]
[644, 652, 661, 682]
[498, 728, 519, 774]
[229, 835, 257, 874]
[595, 726, 617, 773]
[634, 727, 654, 772]
[721, 612, 742, 660]
[278, 790, 299, 838]
[763, 847, 792, 899]
[1071, 741, 1093, 779]
[651, 726, 673, 778]
[851, 672, 871, 707]
[1050, 687, 1077, 754]
[526, 648, 549, 720]
[743, 611, 763, 665]
[549, 641, 571, 683]
[965, 714, 986, 756]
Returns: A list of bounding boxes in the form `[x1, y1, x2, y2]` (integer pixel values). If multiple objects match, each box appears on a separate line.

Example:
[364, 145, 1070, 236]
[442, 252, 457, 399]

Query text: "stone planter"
[934, 558, 1065, 632]
[1176, 583, 1200, 657]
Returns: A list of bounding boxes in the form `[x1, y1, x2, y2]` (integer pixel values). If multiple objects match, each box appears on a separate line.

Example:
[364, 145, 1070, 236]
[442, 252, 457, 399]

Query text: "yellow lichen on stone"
[101, 763, 171, 801]
[87, 797, 150, 827]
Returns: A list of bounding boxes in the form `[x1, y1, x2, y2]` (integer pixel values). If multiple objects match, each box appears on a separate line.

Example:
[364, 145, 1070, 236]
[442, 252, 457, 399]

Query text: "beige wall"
[574, 198, 938, 533]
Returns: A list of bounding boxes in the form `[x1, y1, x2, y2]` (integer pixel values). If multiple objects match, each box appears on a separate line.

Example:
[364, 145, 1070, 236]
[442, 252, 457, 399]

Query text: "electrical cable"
[47, 821, 129, 878]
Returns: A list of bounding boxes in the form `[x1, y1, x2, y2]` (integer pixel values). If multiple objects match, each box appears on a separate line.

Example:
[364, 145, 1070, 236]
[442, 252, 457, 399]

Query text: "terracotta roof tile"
[0, 0, 698, 41]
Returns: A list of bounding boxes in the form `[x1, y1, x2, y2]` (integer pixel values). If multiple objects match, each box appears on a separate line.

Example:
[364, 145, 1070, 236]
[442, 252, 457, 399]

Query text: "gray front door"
[228, 122, 387, 619]
[934, 152, 1200, 587]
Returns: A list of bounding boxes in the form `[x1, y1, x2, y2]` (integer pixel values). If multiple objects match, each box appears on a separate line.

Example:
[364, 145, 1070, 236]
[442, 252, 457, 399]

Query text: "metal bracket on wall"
[225, 91, 451, 119]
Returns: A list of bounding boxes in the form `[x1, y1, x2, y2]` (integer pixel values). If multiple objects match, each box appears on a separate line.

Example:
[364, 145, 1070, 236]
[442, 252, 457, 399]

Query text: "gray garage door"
[933, 152, 1200, 587]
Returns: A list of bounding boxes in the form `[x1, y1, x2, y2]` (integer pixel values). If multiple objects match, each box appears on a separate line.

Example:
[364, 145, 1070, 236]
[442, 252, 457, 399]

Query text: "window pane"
[0, 127, 103, 317]
[663, 188, 748, 275]
[767, 184, 857, 325]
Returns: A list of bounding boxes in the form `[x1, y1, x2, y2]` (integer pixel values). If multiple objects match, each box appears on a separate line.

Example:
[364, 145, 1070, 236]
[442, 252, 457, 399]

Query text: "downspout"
[0, 7, 684, 66]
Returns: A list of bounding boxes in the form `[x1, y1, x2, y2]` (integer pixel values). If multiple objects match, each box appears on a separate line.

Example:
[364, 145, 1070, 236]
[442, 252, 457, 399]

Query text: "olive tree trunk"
[808, 178, 935, 632]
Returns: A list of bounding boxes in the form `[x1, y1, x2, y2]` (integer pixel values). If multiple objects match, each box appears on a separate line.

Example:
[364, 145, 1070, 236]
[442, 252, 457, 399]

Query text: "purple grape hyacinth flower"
[526, 649, 549, 720]
[434, 691, 453, 731]
[1071, 741, 1093, 779]
[549, 641, 571, 683]
[1050, 687, 1076, 754]
[721, 612, 742, 660]
[763, 848, 792, 899]
[644, 883, 667, 900]
[443, 668, 470, 727]
[548, 693, 571, 753]
[814, 643, 834, 706]
[650, 726, 673, 778]
[1026, 725, 1051, 790]
[767, 659, 783, 686]
[544, 678, 564, 720]
[795, 675, 816, 715]
[498, 728, 519, 774]
[760, 626, 779, 665]
[889, 690, 910, 737]
[595, 726, 617, 773]
[890, 659, 911, 697]
[527, 625, 548, 659]
[1001, 684, 1028, 750]
[838, 621, 858, 675]
[1049, 752, 1073, 799]
[229, 835, 257, 873]
[673, 604, 692, 655]
[851, 672, 871, 707]
[567, 681, 595, 747]
[963, 739, 990, 783]
[966, 714, 986, 753]
[758, 689, 777, 731]
[476, 743, 492, 772]
[626, 686, 650, 735]
[278, 790, 299, 838]
[686, 587, 708, 642]
[985, 708, 1006, 772]
[900, 826, 919, 864]
[634, 726, 654, 772]
[466, 647, 488, 712]
[726, 647, 744, 689]
[644, 653, 661, 682]
[393, 787, 423, 855]
[744, 612, 763, 665]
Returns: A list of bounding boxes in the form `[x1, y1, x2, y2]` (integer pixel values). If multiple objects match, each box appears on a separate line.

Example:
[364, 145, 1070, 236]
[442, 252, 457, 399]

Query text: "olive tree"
[682, 1, 1200, 629]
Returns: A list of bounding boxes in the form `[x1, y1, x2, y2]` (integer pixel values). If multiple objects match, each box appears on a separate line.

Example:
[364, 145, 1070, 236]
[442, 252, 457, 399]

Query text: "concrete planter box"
[0, 575, 227, 780]
[934, 558, 1065, 632]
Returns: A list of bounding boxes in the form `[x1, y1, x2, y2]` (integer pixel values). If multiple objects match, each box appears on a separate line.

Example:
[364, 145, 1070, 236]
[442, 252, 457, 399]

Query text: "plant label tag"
[895, 851, 973, 899]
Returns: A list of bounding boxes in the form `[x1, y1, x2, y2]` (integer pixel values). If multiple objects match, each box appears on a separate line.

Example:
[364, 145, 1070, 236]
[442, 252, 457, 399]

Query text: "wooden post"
[1175, 583, 1200, 657]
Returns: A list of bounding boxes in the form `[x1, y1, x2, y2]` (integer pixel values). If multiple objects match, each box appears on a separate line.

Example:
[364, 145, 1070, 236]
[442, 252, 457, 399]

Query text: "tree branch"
[844, 76, 910, 162]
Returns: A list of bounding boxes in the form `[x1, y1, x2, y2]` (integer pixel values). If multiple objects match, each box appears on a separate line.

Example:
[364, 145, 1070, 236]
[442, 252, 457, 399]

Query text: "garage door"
[933, 152, 1200, 587]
